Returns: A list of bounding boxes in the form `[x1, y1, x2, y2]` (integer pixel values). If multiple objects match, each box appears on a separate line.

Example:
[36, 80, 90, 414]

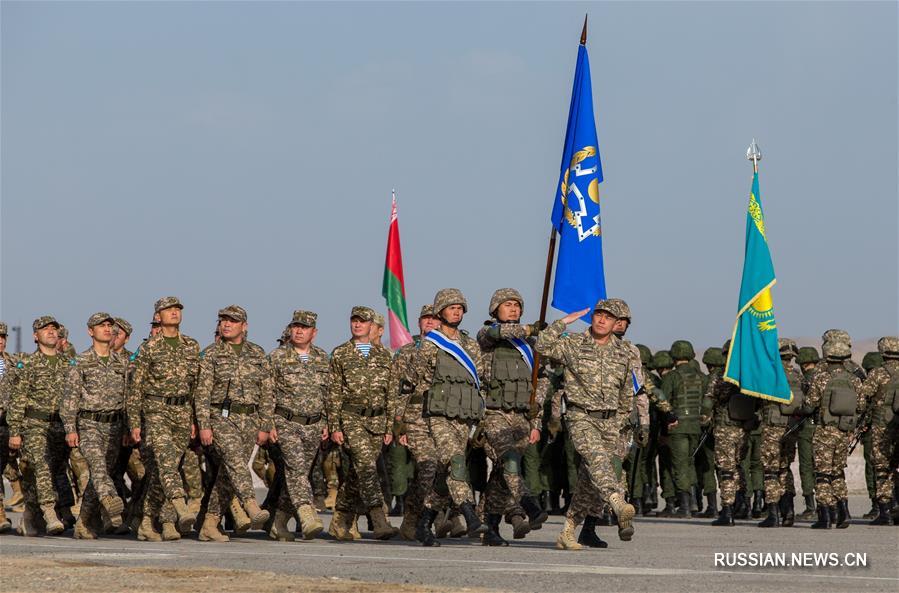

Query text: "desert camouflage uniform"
[859, 356, 899, 504]
[0, 347, 23, 514]
[705, 375, 755, 507]
[758, 360, 804, 504]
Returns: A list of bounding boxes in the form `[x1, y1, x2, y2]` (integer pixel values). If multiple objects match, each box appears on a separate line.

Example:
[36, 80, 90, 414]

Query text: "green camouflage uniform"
[858, 340, 899, 506]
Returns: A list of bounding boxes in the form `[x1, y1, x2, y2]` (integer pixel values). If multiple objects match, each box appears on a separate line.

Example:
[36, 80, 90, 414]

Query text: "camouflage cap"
[278, 326, 291, 344]
[150, 312, 161, 327]
[351, 306, 375, 322]
[593, 299, 619, 318]
[217, 304, 247, 322]
[797, 346, 820, 365]
[373, 312, 386, 327]
[652, 350, 674, 370]
[822, 340, 851, 360]
[57, 325, 68, 339]
[488, 288, 524, 317]
[605, 298, 631, 321]
[419, 305, 436, 318]
[821, 329, 851, 345]
[877, 336, 899, 358]
[433, 288, 468, 314]
[154, 296, 184, 313]
[87, 312, 116, 328]
[114, 317, 132, 335]
[32, 315, 60, 332]
[861, 352, 884, 372]
[290, 310, 317, 328]
[702, 347, 726, 367]
[778, 338, 799, 358]
[670, 340, 695, 361]
[0, 322, 7, 336]
[636, 344, 652, 365]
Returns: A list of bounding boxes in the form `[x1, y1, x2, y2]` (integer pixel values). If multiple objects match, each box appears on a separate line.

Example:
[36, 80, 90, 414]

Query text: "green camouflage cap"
[217, 304, 247, 322]
[351, 306, 375, 322]
[373, 312, 386, 327]
[0, 322, 7, 336]
[32, 315, 60, 332]
[652, 350, 674, 369]
[636, 344, 652, 365]
[822, 340, 851, 360]
[114, 317, 132, 335]
[87, 312, 116, 328]
[154, 296, 184, 313]
[797, 346, 820, 365]
[605, 298, 631, 321]
[488, 288, 524, 317]
[778, 338, 799, 358]
[877, 336, 899, 359]
[821, 329, 850, 345]
[861, 352, 884, 372]
[670, 340, 695, 361]
[419, 305, 436, 318]
[150, 313, 161, 327]
[290, 310, 317, 328]
[702, 347, 726, 367]
[433, 288, 468, 314]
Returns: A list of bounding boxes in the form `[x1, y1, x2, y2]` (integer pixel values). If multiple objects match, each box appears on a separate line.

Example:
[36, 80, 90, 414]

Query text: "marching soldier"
[795, 346, 820, 519]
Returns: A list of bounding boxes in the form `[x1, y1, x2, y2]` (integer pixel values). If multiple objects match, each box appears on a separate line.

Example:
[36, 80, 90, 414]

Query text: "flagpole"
[530, 15, 589, 410]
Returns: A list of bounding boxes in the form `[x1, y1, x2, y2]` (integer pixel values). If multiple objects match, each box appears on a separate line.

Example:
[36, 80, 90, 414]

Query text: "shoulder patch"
[69, 359, 77, 366]
[16, 361, 24, 369]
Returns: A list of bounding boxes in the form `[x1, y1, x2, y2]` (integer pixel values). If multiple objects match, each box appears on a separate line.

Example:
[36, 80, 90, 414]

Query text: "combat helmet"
[822, 329, 851, 345]
[797, 346, 820, 365]
[433, 288, 468, 315]
[488, 288, 524, 318]
[605, 298, 631, 322]
[653, 350, 674, 370]
[702, 347, 725, 367]
[778, 338, 799, 359]
[637, 344, 652, 366]
[861, 352, 884, 372]
[822, 340, 851, 360]
[670, 340, 695, 361]
[877, 336, 899, 359]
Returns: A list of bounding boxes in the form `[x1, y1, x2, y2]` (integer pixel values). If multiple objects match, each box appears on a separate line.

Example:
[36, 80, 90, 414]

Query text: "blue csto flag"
[724, 172, 791, 403]
[550, 43, 606, 318]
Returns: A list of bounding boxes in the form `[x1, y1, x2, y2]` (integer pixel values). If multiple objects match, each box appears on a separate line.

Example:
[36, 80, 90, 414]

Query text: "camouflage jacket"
[407, 330, 485, 417]
[391, 336, 422, 422]
[858, 360, 899, 424]
[194, 340, 274, 432]
[328, 340, 394, 435]
[268, 343, 330, 421]
[61, 347, 130, 434]
[0, 351, 24, 416]
[804, 361, 865, 413]
[8, 350, 73, 435]
[534, 321, 633, 421]
[621, 339, 651, 427]
[128, 332, 200, 429]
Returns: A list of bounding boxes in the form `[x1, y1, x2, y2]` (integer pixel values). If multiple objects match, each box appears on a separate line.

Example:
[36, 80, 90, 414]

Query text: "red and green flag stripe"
[382, 191, 413, 349]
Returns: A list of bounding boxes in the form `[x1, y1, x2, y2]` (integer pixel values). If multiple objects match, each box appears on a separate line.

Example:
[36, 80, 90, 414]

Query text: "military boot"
[99, 495, 124, 529]
[136, 516, 162, 541]
[577, 515, 609, 548]
[6, 478, 25, 511]
[835, 499, 850, 529]
[73, 517, 98, 540]
[520, 495, 548, 529]
[751, 490, 765, 519]
[862, 498, 878, 519]
[297, 504, 324, 540]
[675, 491, 691, 518]
[608, 492, 635, 541]
[161, 522, 181, 541]
[349, 514, 362, 540]
[171, 498, 196, 533]
[697, 493, 718, 518]
[369, 505, 399, 540]
[810, 505, 831, 529]
[733, 490, 750, 520]
[869, 501, 892, 526]
[691, 487, 701, 514]
[323, 486, 338, 510]
[328, 510, 353, 541]
[798, 494, 816, 520]
[229, 497, 251, 533]
[243, 498, 270, 531]
[198, 514, 229, 542]
[780, 494, 795, 527]
[41, 504, 64, 535]
[16, 506, 41, 537]
[510, 514, 531, 539]
[656, 497, 677, 517]
[269, 510, 295, 542]
[399, 510, 417, 541]
[415, 508, 440, 547]
[0, 505, 10, 533]
[449, 513, 467, 538]
[555, 517, 583, 551]
[459, 501, 488, 536]
[482, 513, 508, 546]
[711, 504, 734, 526]
[632, 497, 644, 516]
[758, 499, 780, 527]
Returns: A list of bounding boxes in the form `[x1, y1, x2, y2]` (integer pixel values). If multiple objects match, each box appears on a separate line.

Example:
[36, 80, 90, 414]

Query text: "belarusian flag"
[382, 191, 413, 349]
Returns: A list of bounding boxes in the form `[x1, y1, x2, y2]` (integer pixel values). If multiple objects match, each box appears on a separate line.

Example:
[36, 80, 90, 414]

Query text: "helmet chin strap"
[439, 315, 461, 329]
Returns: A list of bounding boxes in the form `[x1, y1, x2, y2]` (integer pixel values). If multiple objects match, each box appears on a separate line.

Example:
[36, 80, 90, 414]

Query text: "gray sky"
[2, 1, 897, 354]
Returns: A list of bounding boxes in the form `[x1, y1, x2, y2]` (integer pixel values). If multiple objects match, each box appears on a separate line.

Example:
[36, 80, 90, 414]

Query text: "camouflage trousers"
[20, 418, 71, 508]
[404, 406, 437, 517]
[181, 446, 204, 501]
[206, 412, 259, 517]
[273, 418, 323, 512]
[482, 410, 531, 516]
[869, 422, 897, 503]
[0, 422, 8, 507]
[713, 424, 749, 506]
[335, 417, 386, 512]
[812, 425, 850, 507]
[760, 423, 797, 503]
[564, 410, 623, 523]
[142, 401, 192, 522]
[424, 416, 475, 510]
[69, 447, 91, 501]
[77, 418, 124, 502]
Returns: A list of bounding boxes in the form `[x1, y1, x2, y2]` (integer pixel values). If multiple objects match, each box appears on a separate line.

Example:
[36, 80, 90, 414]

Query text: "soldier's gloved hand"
[527, 321, 548, 337]
[636, 426, 650, 447]
[699, 414, 711, 427]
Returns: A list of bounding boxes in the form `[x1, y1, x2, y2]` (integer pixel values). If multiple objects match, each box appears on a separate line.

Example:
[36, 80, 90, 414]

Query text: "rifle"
[848, 407, 873, 455]
[691, 427, 711, 458]
[780, 415, 809, 443]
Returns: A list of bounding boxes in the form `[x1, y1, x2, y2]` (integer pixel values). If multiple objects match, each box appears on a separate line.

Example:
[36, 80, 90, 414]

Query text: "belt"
[566, 402, 615, 419]
[407, 394, 423, 405]
[78, 410, 124, 423]
[274, 406, 321, 425]
[25, 407, 62, 422]
[212, 402, 257, 415]
[343, 404, 385, 418]
[145, 394, 189, 406]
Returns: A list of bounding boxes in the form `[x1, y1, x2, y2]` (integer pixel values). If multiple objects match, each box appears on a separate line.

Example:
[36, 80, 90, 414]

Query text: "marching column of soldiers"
[0, 291, 897, 548]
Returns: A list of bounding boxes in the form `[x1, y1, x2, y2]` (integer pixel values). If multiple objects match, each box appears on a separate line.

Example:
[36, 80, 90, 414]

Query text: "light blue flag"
[724, 172, 791, 403]
[550, 43, 606, 318]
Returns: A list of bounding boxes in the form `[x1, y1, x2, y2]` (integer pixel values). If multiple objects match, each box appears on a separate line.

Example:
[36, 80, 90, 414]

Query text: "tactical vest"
[485, 342, 532, 412]
[727, 392, 757, 422]
[766, 370, 805, 425]
[671, 366, 704, 419]
[426, 350, 483, 421]
[820, 368, 858, 432]
[871, 365, 899, 426]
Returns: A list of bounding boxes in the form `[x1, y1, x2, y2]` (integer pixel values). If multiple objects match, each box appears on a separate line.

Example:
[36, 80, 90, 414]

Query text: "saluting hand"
[561, 308, 591, 325]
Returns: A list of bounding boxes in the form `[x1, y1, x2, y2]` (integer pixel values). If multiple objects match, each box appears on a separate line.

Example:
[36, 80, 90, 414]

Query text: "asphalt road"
[2, 494, 897, 593]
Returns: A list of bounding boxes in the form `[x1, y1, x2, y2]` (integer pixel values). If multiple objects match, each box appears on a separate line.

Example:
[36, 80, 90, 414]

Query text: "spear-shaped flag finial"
[580, 14, 588, 45]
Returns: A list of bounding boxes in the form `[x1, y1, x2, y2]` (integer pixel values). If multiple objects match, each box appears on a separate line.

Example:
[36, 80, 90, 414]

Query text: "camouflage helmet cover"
[670, 340, 695, 360]
[822, 340, 851, 359]
[488, 288, 524, 317]
[821, 329, 851, 345]
[877, 336, 899, 358]
[778, 338, 799, 358]
[605, 298, 631, 321]
[592, 299, 619, 317]
[433, 288, 468, 315]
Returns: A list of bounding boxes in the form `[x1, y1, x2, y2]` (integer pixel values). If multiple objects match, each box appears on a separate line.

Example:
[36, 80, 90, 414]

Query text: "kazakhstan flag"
[724, 172, 791, 403]
[550, 43, 606, 317]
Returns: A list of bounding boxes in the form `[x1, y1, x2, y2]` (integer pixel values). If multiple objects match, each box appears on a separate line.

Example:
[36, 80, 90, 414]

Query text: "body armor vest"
[485, 342, 532, 412]
[672, 365, 704, 419]
[872, 365, 899, 426]
[426, 350, 483, 421]
[820, 368, 858, 432]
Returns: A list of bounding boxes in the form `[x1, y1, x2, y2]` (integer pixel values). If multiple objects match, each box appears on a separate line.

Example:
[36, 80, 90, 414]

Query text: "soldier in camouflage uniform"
[194, 305, 274, 542]
[476, 288, 548, 545]
[802, 338, 865, 529]
[327, 306, 398, 541]
[756, 339, 805, 527]
[0, 321, 20, 532]
[695, 347, 725, 518]
[651, 350, 678, 517]
[112, 318, 134, 360]
[267, 310, 329, 541]
[535, 300, 637, 550]
[129, 297, 200, 541]
[860, 351, 883, 519]
[858, 337, 899, 525]
[406, 289, 488, 546]
[795, 346, 820, 519]
[8, 316, 73, 535]
[56, 326, 78, 360]
[61, 313, 130, 539]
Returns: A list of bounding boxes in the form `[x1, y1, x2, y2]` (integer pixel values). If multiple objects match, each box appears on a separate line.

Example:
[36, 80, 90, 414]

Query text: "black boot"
[751, 490, 765, 519]
[870, 501, 892, 526]
[798, 494, 816, 520]
[890, 499, 899, 524]
[697, 493, 718, 518]
[561, 492, 572, 514]
[780, 494, 795, 527]
[540, 491, 551, 513]
[549, 491, 562, 515]
[835, 499, 850, 529]
[656, 497, 677, 517]
[675, 491, 691, 518]
[810, 505, 831, 529]
[633, 497, 644, 516]
[520, 495, 549, 530]
[482, 514, 508, 546]
[577, 515, 609, 548]
[598, 508, 615, 526]
[711, 504, 734, 526]
[389, 496, 404, 517]
[691, 487, 701, 514]
[758, 499, 780, 527]
[415, 508, 440, 546]
[459, 501, 488, 536]
[648, 484, 659, 509]
[733, 490, 750, 520]
[862, 498, 878, 520]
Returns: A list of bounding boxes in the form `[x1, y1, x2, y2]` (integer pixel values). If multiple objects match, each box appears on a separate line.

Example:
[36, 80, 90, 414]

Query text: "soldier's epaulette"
[460, 329, 470, 336]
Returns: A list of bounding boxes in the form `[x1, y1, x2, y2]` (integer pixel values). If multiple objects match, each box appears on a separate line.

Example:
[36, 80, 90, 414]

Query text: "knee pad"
[434, 472, 450, 497]
[814, 472, 831, 484]
[763, 472, 779, 482]
[450, 455, 468, 482]
[717, 469, 734, 481]
[502, 451, 522, 475]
